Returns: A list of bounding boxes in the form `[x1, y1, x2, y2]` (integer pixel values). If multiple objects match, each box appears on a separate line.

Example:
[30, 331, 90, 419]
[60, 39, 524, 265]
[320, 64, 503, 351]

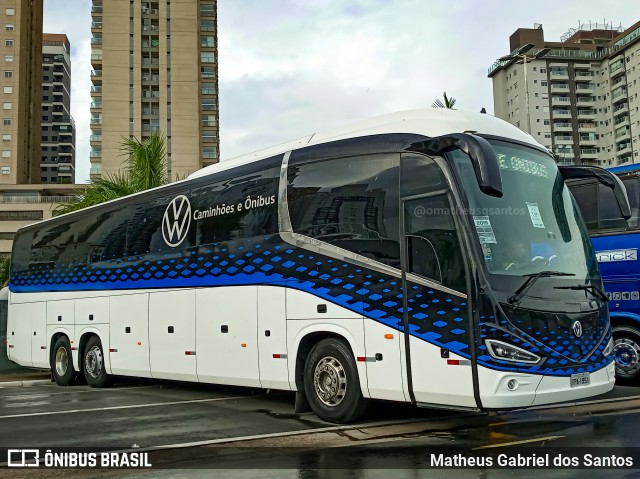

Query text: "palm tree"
[0, 255, 10, 287]
[54, 133, 168, 216]
[432, 92, 456, 109]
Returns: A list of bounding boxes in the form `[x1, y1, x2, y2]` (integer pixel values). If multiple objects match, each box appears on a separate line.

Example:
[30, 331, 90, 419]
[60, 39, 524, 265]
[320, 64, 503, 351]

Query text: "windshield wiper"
[508, 271, 576, 306]
[554, 284, 608, 302]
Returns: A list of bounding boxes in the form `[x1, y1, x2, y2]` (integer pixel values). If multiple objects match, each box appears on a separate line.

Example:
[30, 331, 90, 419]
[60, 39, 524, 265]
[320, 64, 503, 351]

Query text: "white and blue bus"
[6, 109, 622, 422]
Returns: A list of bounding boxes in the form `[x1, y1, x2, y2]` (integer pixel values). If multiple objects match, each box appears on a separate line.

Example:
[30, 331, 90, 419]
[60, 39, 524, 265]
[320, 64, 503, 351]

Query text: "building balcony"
[615, 128, 631, 140]
[552, 109, 572, 118]
[141, 7, 159, 15]
[554, 122, 572, 132]
[89, 134, 102, 143]
[550, 83, 569, 92]
[580, 149, 598, 160]
[90, 118, 102, 125]
[576, 96, 595, 107]
[573, 63, 592, 69]
[612, 88, 628, 103]
[575, 84, 595, 94]
[618, 152, 633, 165]
[142, 25, 160, 32]
[577, 110, 595, 120]
[554, 135, 573, 145]
[613, 103, 629, 117]
[575, 70, 594, 78]
[551, 96, 571, 105]
[90, 102, 102, 110]
[578, 122, 596, 132]
[142, 108, 160, 116]
[579, 137, 597, 147]
[89, 151, 102, 159]
[91, 70, 102, 77]
[610, 61, 625, 78]
[617, 142, 632, 153]
[550, 71, 569, 80]
[90, 165, 101, 179]
[91, 21, 102, 29]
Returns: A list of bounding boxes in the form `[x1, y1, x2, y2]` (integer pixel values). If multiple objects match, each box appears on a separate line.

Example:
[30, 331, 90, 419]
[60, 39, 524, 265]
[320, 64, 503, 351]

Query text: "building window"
[3, 70, 11, 78]
[200, 66, 215, 79]
[200, 35, 215, 48]
[2, 134, 10, 141]
[541, 81, 547, 86]
[2, 86, 10, 94]
[200, 52, 216, 63]
[2, 102, 11, 110]
[201, 20, 215, 31]
[2, 150, 10, 157]
[202, 147, 217, 159]
[5, 8, 14, 16]
[201, 82, 216, 95]
[2, 119, 9, 125]
[4, 39, 12, 47]
[5, 25, 13, 31]
[540, 68, 547, 73]
[201, 99, 216, 110]
[4, 55, 12, 62]
[0, 211, 43, 221]
[0, 167, 9, 175]
[202, 114, 217, 127]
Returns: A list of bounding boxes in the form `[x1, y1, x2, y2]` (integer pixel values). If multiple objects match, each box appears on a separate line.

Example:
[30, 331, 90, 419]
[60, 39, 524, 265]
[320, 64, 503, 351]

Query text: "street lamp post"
[499, 43, 551, 135]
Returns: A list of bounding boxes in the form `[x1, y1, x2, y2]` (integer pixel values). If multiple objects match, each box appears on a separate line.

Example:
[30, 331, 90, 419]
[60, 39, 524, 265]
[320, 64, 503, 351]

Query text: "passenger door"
[400, 154, 475, 408]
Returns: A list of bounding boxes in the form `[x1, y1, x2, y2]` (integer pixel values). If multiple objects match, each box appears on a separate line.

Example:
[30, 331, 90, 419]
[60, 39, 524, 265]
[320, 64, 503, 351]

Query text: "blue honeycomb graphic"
[11, 234, 611, 376]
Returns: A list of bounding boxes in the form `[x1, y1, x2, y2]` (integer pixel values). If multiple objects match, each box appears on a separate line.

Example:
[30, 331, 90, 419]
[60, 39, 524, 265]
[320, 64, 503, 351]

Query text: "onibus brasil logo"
[162, 195, 192, 247]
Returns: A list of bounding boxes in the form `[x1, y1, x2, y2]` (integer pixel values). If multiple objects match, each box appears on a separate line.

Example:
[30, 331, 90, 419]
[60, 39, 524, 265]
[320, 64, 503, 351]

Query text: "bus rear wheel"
[303, 338, 367, 423]
[51, 336, 75, 386]
[613, 325, 640, 386]
[83, 336, 112, 388]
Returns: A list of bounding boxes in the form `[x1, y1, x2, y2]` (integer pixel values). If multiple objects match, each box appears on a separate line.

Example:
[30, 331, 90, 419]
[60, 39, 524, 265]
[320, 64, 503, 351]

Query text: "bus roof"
[188, 108, 542, 179]
[608, 164, 640, 174]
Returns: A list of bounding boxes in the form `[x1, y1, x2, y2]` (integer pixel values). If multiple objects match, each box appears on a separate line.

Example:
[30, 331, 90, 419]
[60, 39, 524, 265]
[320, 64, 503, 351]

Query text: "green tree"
[54, 133, 168, 216]
[0, 256, 9, 287]
[432, 92, 456, 109]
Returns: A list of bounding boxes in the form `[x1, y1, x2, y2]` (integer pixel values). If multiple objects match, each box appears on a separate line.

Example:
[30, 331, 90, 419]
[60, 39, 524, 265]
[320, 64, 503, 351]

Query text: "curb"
[0, 379, 51, 388]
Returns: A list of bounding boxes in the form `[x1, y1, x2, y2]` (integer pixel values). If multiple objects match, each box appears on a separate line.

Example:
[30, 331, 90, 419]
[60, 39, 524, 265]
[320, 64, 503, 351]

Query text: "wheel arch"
[49, 327, 73, 371]
[291, 324, 367, 398]
[77, 328, 110, 374]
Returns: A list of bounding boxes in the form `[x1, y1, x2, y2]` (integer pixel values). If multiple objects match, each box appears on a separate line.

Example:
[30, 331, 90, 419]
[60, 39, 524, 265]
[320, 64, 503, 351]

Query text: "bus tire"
[303, 338, 367, 423]
[51, 336, 75, 386]
[612, 325, 640, 386]
[83, 336, 112, 388]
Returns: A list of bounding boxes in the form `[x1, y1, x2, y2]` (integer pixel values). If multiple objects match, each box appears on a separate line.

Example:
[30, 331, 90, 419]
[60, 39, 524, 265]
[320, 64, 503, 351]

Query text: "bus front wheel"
[83, 336, 112, 388]
[613, 325, 640, 385]
[303, 338, 367, 423]
[51, 336, 75, 386]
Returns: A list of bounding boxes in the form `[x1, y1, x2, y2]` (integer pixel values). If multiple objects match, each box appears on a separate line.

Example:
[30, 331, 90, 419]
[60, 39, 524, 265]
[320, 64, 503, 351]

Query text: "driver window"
[404, 194, 466, 293]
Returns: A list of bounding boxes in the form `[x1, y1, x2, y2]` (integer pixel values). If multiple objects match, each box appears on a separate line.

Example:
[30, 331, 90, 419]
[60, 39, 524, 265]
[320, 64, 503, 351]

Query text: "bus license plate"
[570, 372, 590, 388]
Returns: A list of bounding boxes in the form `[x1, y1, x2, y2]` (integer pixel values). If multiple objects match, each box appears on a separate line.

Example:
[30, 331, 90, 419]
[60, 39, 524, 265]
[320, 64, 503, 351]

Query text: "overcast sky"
[43, 0, 640, 183]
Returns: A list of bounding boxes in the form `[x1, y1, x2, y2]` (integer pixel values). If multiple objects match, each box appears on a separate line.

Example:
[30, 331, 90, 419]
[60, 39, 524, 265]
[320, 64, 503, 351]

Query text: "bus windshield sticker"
[481, 243, 493, 260]
[526, 202, 545, 229]
[473, 215, 497, 244]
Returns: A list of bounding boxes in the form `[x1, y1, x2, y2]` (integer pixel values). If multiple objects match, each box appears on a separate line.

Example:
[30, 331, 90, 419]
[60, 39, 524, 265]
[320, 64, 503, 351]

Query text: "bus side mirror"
[409, 133, 503, 197]
[560, 166, 631, 219]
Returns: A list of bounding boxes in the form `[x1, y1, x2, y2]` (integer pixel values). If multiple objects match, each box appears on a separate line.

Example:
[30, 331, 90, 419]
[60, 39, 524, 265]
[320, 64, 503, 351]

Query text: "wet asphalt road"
[1, 380, 640, 478]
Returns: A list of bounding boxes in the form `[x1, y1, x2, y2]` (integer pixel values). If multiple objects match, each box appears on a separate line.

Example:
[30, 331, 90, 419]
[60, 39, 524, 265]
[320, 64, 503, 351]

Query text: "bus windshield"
[449, 140, 599, 285]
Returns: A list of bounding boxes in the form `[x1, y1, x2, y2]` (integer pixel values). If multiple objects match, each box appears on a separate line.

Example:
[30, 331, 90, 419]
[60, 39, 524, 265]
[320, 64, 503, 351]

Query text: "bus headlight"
[603, 336, 614, 357]
[485, 339, 542, 364]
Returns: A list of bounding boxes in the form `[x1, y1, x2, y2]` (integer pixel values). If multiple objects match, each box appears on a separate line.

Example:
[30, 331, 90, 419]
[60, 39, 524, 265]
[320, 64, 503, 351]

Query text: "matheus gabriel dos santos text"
[430, 452, 634, 468]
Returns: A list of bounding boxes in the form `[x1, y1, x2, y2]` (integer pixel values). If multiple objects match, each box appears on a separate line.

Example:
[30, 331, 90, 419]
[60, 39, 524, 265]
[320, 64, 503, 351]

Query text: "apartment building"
[489, 22, 640, 166]
[41, 33, 76, 184]
[0, 0, 43, 184]
[90, 0, 220, 181]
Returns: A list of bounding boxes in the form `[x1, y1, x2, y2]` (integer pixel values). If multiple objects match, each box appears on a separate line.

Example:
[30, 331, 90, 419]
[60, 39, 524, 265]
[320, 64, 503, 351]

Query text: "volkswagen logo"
[572, 320, 583, 338]
[162, 195, 192, 247]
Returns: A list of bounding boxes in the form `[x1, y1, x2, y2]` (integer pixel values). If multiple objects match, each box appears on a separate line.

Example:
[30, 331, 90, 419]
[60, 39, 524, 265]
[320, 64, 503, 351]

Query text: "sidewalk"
[0, 369, 51, 387]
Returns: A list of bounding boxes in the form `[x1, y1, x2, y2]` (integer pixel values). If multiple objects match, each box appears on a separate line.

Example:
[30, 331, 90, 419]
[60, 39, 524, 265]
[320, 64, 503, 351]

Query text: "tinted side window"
[73, 207, 131, 263]
[598, 183, 628, 230]
[404, 194, 466, 292]
[570, 183, 598, 231]
[622, 177, 640, 228]
[287, 154, 400, 268]
[30, 218, 81, 268]
[401, 154, 448, 197]
[11, 229, 34, 273]
[192, 165, 279, 245]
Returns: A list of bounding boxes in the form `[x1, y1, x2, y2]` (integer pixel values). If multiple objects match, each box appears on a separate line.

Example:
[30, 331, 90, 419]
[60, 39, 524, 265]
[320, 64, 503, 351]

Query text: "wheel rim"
[85, 345, 103, 379]
[613, 337, 640, 379]
[313, 356, 347, 407]
[55, 346, 68, 377]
